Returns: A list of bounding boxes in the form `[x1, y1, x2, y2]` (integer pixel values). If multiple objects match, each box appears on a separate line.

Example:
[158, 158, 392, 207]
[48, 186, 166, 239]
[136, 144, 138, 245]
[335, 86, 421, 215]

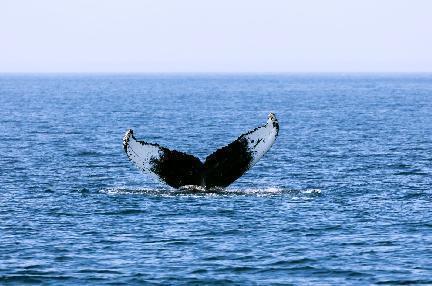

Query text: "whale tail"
[123, 113, 279, 189]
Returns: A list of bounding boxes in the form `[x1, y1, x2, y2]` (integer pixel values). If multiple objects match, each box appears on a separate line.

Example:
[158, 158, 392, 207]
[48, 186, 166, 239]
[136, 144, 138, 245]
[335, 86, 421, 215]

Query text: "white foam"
[100, 187, 322, 199]
[301, 188, 322, 194]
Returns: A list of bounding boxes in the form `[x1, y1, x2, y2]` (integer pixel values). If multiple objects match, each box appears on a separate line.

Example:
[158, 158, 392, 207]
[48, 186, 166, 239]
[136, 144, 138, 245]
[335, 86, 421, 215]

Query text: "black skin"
[150, 148, 204, 188]
[202, 137, 252, 189]
[125, 133, 253, 190]
[149, 137, 252, 189]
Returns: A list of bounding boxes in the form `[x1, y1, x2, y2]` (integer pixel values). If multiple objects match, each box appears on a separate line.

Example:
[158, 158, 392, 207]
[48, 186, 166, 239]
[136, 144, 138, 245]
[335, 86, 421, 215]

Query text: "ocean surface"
[0, 73, 431, 285]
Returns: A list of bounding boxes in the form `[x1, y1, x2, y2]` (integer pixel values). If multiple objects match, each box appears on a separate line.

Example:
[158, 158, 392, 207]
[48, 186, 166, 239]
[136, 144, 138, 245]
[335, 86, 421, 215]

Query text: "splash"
[100, 186, 322, 198]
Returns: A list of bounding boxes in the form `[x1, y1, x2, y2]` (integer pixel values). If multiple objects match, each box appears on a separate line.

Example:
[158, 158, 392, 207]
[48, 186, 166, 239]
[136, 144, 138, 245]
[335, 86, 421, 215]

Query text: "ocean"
[0, 74, 431, 285]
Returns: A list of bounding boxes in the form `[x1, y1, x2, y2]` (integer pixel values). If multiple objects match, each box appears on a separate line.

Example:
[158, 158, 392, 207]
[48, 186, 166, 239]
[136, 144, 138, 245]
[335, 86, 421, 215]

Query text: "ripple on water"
[2, 74, 432, 285]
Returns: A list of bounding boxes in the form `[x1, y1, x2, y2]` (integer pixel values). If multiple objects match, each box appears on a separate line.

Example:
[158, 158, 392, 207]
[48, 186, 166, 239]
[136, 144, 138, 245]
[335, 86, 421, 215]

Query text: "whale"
[123, 113, 279, 190]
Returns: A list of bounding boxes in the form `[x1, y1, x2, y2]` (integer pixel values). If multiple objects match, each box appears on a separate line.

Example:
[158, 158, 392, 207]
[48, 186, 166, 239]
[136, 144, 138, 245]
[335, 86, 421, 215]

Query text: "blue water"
[1, 74, 431, 285]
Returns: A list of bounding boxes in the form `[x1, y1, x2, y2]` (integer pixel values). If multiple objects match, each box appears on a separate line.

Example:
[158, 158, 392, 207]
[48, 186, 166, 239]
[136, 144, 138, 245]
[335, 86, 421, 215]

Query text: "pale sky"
[1, 0, 431, 72]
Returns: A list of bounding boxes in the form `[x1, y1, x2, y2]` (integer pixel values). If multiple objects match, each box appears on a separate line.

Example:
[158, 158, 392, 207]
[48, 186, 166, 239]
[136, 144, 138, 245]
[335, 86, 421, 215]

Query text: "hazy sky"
[1, 0, 431, 72]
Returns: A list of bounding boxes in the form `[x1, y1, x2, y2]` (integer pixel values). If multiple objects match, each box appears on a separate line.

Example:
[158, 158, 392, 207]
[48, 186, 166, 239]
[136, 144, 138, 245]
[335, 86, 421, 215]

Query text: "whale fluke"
[123, 113, 279, 189]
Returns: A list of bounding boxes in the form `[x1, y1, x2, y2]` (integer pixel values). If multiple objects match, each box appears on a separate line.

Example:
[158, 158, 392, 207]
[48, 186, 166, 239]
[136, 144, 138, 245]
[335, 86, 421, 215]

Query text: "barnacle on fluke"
[123, 113, 279, 190]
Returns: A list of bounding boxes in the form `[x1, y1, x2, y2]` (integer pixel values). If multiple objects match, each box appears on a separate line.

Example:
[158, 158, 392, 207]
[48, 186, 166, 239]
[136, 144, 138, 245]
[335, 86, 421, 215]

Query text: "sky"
[1, 0, 431, 73]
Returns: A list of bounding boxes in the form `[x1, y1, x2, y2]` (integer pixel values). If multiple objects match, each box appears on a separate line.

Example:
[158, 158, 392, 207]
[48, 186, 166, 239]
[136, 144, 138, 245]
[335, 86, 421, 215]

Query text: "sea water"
[0, 74, 431, 284]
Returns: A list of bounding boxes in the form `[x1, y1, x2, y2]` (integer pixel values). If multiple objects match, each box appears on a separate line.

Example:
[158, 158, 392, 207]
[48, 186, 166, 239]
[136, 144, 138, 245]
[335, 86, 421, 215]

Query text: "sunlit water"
[1, 74, 431, 285]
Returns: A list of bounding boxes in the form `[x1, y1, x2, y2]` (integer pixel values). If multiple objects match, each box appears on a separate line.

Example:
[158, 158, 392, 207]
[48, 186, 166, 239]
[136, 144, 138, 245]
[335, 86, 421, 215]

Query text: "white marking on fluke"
[243, 113, 279, 166]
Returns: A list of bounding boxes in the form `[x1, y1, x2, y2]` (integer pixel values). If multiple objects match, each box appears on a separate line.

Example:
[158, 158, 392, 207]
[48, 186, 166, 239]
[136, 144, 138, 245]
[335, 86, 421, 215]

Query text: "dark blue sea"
[1, 74, 431, 285]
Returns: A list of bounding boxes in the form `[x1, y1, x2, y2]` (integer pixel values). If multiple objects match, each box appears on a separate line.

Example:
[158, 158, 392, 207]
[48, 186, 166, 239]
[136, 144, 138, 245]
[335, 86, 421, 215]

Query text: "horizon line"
[1, 71, 432, 75]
